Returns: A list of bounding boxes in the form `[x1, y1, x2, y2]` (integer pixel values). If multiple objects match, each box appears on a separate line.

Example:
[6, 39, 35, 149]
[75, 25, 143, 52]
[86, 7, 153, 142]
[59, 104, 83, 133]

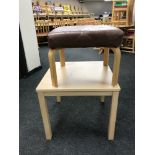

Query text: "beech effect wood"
[108, 92, 119, 140]
[56, 96, 61, 103]
[100, 96, 105, 103]
[103, 48, 109, 66]
[59, 49, 65, 67]
[111, 48, 121, 86]
[48, 48, 121, 87]
[36, 62, 120, 140]
[48, 49, 58, 87]
[38, 61, 120, 91]
[37, 92, 52, 140]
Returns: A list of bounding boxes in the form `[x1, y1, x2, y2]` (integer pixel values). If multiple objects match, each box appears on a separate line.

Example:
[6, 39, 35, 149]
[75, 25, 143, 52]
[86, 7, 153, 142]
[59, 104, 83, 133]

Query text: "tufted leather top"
[48, 25, 124, 49]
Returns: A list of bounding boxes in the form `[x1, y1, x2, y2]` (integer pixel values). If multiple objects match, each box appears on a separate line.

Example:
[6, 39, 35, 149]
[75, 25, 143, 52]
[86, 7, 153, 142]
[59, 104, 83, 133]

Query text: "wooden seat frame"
[48, 48, 121, 87]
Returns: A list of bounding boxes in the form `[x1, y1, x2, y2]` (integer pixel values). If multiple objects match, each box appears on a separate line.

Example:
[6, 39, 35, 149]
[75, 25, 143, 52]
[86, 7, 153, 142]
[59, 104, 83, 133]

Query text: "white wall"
[20, 0, 41, 72]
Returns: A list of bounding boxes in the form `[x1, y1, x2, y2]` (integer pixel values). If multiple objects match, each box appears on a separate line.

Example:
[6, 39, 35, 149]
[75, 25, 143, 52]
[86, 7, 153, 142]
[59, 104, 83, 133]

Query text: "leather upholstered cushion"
[48, 25, 124, 49]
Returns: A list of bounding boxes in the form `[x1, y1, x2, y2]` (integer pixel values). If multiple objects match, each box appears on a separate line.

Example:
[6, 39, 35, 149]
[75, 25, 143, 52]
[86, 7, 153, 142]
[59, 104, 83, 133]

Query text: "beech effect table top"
[36, 61, 120, 92]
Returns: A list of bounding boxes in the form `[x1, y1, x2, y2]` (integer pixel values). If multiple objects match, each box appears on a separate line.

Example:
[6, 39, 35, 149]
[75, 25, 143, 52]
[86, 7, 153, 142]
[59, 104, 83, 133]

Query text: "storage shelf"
[121, 46, 133, 50]
[33, 13, 90, 18]
[112, 20, 127, 23]
[123, 35, 135, 39]
[113, 8, 128, 11]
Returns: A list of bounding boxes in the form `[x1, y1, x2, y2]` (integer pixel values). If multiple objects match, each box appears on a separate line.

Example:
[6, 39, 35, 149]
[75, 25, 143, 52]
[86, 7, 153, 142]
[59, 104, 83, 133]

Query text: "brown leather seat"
[48, 25, 124, 49]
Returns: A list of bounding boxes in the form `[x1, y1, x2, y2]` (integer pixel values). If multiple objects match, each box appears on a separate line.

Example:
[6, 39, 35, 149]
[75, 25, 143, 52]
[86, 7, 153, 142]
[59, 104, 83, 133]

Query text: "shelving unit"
[112, 0, 129, 26]
[120, 26, 135, 53]
[111, 0, 135, 53]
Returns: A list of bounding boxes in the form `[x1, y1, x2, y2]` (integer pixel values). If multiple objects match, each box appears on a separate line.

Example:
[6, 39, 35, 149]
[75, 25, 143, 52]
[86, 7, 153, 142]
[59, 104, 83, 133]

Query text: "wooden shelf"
[120, 25, 135, 53]
[127, 28, 135, 31]
[113, 8, 128, 11]
[123, 35, 134, 39]
[33, 13, 90, 18]
[37, 33, 48, 37]
[112, 20, 127, 23]
[121, 50, 134, 53]
[121, 46, 133, 49]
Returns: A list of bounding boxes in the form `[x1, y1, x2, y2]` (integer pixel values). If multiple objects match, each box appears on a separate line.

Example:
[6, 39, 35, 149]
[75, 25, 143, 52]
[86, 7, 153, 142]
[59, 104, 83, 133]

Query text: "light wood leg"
[111, 48, 121, 86]
[103, 48, 109, 66]
[37, 92, 52, 140]
[56, 96, 61, 103]
[108, 91, 119, 140]
[59, 49, 65, 67]
[100, 96, 105, 103]
[48, 49, 58, 87]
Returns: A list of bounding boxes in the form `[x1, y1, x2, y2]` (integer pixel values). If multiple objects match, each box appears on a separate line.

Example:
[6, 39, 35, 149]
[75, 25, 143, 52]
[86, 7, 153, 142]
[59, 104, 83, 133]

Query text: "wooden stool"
[47, 25, 123, 87]
[36, 25, 124, 140]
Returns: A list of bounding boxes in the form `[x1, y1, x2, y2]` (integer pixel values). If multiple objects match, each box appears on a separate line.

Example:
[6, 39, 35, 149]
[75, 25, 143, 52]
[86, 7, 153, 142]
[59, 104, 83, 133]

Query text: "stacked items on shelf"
[32, 1, 90, 19]
[112, 0, 129, 26]
[120, 26, 135, 53]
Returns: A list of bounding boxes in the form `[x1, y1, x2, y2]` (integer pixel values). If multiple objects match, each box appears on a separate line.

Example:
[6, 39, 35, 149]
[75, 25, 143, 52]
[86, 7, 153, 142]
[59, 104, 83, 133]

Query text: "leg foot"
[108, 92, 119, 140]
[56, 96, 61, 103]
[100, 96, 105, 103]
[37, 92, 52, 140]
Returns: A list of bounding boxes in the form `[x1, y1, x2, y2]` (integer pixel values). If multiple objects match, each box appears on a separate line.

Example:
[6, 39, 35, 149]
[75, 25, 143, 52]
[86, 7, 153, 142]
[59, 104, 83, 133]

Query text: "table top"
[36, 61, 120, 92]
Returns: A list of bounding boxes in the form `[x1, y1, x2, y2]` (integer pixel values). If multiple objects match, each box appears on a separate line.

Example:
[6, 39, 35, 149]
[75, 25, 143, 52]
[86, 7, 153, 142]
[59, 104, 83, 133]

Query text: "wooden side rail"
[48, 47, 121, 87]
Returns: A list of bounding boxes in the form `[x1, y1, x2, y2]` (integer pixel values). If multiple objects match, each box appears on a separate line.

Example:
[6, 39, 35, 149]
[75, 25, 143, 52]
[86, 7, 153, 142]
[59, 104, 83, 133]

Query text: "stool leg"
[48, 49, 58, 87]
[108, 91, 119, 140]
[56, 96, 61, 103]
[37, 92, 52, 140]
[111, 48, 121, 86]
[103, 48, 109, 66]
[100, 96, 105, 103]
[59, 49, 65, 67]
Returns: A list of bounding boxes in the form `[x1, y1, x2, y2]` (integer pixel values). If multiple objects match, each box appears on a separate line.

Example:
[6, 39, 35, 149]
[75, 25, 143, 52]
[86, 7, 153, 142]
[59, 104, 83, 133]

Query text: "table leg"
[37, 92, 52, 140]
[108, 91, 119, 140]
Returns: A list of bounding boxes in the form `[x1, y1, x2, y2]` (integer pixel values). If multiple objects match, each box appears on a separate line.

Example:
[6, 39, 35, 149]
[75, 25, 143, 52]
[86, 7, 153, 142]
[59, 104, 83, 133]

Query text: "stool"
[48, 25, 123, 87]
[36, 25, 124, 140]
